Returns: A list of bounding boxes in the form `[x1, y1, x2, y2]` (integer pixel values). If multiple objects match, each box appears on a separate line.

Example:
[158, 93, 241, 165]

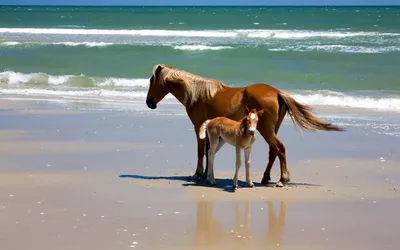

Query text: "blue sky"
[0, 0, 399, 5]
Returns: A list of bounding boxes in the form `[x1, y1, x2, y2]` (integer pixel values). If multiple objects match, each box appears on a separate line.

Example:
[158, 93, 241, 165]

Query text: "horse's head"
[244, 106, 264, 136]
[146, 64, 174, 109]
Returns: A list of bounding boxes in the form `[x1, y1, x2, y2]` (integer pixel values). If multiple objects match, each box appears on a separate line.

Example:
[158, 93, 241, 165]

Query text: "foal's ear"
[167, 64, 174, 69]
[244, 106, 250, 115]
[257, 109, 264, 117]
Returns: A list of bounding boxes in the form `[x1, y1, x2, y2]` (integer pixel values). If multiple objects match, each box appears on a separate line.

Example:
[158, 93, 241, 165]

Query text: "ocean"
[1, 6, 400, 136]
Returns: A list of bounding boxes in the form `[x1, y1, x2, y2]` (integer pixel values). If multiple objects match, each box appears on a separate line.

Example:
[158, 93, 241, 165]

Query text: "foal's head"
[243, 107, 264, 136]
[146, 64, 173, 109]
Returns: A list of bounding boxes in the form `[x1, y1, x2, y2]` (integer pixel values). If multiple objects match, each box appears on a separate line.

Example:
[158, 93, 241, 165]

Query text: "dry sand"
[0, 99, 399, 250]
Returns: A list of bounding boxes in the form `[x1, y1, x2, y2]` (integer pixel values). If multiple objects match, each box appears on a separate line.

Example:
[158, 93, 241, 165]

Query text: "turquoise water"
[0, 6, 400, 112]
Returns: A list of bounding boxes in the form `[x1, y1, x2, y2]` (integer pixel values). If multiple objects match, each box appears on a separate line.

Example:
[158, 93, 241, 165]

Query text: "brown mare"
[199, 107, 264, 190]
[145, 64, 344, 187]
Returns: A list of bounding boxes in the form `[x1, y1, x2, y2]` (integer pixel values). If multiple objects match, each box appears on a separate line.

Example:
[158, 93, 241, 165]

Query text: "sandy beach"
[1, 99, 399, 250]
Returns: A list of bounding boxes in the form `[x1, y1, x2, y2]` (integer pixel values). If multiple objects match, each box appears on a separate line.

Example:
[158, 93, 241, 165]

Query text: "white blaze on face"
[249, 113, 257, 132]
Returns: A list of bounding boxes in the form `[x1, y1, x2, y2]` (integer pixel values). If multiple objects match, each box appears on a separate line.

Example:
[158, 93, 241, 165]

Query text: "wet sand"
[1, 99, 399, 250]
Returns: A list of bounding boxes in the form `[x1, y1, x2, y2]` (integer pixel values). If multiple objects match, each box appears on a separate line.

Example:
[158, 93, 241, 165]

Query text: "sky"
[0, 0, 399, 5]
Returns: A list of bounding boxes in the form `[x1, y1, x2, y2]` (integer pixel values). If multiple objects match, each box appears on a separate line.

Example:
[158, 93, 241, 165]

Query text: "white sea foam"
[1, 71, 399, 112]
[0, 88, 177, 104]
[290, 91, 400, 112]
[1, 41, 114, 47]
[1, 41, 21, 46]
[0, 27, 398, 39]
[1, 41, 234, 50]
[269, 45, 400, 53]
[52, 41, 114, 47]
[173, 45, 233, 51]
[0, 71, 149, 87]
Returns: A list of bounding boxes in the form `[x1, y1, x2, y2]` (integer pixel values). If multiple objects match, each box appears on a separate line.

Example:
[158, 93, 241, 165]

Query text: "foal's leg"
[202, 135, 224, 179]
[205, 138, 225, 181]
[215, 138, 226, 153]
[207, 135, 218, 186]
[233, 146, 242, 191]
[244, 146, 254, 188]
[203, 135, 211, 179]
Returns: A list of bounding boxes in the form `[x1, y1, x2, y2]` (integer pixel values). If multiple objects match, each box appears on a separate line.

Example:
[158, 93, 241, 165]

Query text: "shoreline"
[1, 98, 399, 250]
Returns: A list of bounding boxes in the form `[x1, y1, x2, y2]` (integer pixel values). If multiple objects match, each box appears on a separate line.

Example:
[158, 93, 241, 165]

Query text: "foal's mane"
[153, 64, 227, 107]
[239, 114, 250, 135]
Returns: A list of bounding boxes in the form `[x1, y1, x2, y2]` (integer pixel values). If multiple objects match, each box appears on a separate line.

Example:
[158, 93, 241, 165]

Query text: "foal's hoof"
[275, 181, 284, 188]
[233, 185, 238, 192]
[248, 182, 255, 188]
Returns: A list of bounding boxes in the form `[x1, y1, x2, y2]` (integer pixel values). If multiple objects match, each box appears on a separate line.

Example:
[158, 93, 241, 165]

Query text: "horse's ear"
[257, 109, 264, 117]
[244, 106, 250, 115]
[167, 64, 174, 69]
[155, 64, 163, 76]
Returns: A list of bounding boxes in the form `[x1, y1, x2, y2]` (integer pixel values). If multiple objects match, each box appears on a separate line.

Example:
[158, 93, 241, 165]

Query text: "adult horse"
[145, 64, 344, 187]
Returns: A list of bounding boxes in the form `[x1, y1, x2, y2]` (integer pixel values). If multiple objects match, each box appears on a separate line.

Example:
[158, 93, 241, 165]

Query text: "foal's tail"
[278, 91, 345, 132]
[199, 120, 210, 139]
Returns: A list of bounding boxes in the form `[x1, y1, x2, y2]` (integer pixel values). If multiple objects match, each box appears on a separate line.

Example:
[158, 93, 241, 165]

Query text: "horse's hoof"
[275, 181, 284, 188]
[206, 180, 217, 186]
[192, 173, 203, 179]
[261, 177, 270, 185]
[233, 185, 238, 192]
[248, 182, 254, 188]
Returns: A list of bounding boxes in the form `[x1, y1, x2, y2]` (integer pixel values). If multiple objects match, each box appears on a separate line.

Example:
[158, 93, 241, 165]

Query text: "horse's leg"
[261, 146, 277, 184]
[193, 130, 205, 179]
[233, 146, 242, 191]
[258, 124, 289, 187]
[261, 100, 286, 185]
[244, 146, 254, 188]
[269, 134, 289, 187]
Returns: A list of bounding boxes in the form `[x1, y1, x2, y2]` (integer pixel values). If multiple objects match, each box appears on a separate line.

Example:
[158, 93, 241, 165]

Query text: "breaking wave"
[0, 27, 398, 39]
[1, 71, 399, 112]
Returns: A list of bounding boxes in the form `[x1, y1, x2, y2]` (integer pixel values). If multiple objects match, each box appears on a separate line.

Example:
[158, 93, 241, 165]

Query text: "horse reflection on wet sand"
[146, 64, 344, 187]
[193, 199, 287, 248]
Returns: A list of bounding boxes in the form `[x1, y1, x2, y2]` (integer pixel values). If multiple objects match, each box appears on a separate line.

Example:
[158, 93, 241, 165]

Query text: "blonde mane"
[153, 64, 227, 107]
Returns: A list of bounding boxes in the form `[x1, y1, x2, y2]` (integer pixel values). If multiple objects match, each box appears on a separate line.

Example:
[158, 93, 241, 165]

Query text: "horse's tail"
[199, 120, 210, 139]
[278, 91, 345, 132]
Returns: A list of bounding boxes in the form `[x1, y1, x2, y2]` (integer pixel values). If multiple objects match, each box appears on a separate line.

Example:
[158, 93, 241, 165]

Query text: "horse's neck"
[165, 70, 227, 108]
[165, 79, 187, 106]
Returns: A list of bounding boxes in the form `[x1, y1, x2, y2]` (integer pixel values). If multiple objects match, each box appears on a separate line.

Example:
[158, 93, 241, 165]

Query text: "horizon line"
[1, 4, 399, 7]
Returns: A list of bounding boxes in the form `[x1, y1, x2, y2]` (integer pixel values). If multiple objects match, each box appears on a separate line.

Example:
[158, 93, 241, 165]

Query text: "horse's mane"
[153, 64, 227, 107]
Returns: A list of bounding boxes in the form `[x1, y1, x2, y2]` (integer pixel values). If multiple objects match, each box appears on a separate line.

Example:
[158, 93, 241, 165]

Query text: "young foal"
[199, 108, 264, 191]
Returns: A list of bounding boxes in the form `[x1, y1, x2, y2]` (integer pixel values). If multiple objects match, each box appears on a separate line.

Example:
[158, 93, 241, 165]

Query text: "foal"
[199, 108, 264, 191]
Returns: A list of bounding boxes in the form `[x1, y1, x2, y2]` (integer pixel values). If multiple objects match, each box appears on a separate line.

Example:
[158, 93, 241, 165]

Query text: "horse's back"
[243, 83, 280, 111]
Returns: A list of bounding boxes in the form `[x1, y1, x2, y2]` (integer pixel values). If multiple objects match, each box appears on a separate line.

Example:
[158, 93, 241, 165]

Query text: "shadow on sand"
[118, 174, 321, 193]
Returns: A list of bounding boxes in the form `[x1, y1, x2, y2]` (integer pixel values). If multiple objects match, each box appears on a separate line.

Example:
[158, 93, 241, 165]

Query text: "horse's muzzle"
[248, 128, 256, 136]
[146, 98, 157, 109]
